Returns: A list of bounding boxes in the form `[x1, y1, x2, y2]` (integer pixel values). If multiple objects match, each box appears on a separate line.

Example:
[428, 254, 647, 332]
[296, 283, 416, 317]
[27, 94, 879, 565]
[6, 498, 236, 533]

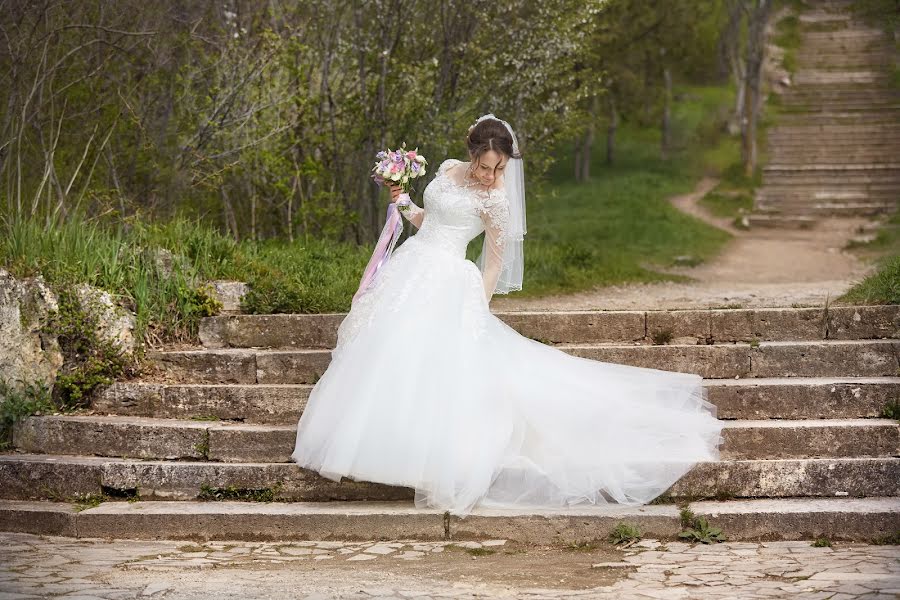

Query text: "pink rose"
[407, 151, 417, 159]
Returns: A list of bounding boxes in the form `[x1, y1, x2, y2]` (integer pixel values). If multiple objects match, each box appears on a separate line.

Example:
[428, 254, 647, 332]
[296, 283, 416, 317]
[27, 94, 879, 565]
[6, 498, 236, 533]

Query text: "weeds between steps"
[679, 506, 727, 544]
[880, 401, 900, 421]
[608, 522, 642, 546]
[0, 380, 53, 450]
[197, 483, 282, 502]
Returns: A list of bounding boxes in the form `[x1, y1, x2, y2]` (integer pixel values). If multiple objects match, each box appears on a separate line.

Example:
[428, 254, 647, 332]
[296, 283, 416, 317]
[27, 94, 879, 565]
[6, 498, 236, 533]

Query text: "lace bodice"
[401, 158, 510, 300]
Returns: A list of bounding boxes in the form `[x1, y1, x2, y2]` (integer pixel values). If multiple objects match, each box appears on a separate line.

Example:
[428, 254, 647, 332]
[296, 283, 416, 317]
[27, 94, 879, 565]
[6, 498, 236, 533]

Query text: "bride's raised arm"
[477, 191, 510, 303]
[389, 184, 425, 229]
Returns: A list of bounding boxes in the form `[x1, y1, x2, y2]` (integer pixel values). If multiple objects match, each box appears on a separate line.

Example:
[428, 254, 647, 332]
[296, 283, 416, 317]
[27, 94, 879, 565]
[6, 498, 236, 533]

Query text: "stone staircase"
[1, 306, 898, 543]
[749, 0, 900, 228]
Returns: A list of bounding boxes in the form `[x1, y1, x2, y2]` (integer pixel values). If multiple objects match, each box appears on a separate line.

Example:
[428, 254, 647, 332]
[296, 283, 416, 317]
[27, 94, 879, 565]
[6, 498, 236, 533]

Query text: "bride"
[291, 114, 724, 517]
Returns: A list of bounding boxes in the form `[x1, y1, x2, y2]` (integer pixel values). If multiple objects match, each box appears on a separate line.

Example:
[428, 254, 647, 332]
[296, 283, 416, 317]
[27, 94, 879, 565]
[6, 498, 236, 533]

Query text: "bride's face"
[469, 149, 508, 187]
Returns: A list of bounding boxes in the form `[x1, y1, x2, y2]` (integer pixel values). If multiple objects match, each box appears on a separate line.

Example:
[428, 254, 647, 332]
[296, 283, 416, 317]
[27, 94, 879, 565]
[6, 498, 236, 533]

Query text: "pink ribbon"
[353, 193, 411, 303]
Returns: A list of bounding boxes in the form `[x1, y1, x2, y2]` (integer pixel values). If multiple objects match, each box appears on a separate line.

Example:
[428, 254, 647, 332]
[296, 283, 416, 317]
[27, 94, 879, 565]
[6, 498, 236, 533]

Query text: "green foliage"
[850, 0, 900, 33]
[45, 288, 128, 410]
[880, 401, 900, 421]
[840, 212, 900, 305]
[774, 15, 802, 74]
[839, 255, 900, 305]
[198, 483, 281, 502]
[811, 538, 832, 547]
[495, 85, 736, 298]
[652, 329, 674, 345]
[872, 531, 900, 545]
[0, 380, 53, 450]
[564, 541, 601, 552]
[71, 492, 106, 512]
[679, 511, 727, 544]
[608, 522, 642, 545]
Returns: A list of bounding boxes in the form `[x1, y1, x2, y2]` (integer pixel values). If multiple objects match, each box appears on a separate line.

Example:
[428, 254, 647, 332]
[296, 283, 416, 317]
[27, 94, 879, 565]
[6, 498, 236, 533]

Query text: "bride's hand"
[388, 184, 403, 201]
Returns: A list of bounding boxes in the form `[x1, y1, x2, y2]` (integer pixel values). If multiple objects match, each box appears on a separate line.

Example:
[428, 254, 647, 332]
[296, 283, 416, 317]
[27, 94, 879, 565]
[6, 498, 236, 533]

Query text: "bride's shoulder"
[437, 158, 463, 174]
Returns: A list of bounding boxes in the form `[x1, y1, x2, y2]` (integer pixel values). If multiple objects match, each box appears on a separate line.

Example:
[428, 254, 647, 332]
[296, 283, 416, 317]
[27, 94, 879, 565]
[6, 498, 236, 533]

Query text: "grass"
[608, 522, 642, 545]
[840, 212, 900, 305]
[774, 14, 802, 75]
[0, 379, 54, 450]
[3, 84, 742, 330]
[472, 84, 737, 298]
[0, 213, 371, 344]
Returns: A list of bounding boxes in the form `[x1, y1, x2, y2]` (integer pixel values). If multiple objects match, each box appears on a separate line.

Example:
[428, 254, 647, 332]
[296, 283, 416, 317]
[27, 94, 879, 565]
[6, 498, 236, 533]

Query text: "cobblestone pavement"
[0, 532, 897, 599]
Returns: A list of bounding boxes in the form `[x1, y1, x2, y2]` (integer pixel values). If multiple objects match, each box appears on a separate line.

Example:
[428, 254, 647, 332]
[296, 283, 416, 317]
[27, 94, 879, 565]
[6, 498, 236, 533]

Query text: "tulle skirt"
[291, 235, 724, 517]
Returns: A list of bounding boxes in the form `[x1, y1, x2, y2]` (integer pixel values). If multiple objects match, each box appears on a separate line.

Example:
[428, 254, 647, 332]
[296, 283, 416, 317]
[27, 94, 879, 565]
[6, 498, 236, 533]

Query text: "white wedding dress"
[291, 158, 724, 517]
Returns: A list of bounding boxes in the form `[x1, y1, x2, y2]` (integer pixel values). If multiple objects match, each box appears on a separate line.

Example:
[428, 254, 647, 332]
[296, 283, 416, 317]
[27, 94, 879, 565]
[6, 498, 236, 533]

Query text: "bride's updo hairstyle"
[465, 118, 522, 177]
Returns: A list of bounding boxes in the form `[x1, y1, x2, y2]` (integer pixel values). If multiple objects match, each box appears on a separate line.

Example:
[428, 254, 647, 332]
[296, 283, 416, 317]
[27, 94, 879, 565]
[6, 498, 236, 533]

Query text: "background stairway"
[2, 306, 898, 543]
[749, 0, 900, 228]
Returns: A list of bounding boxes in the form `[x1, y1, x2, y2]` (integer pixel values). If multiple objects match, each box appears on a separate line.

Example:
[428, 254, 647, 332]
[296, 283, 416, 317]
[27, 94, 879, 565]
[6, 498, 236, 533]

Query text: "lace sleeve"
[398, 199, 425, 229]
[476, 190, 510, 303]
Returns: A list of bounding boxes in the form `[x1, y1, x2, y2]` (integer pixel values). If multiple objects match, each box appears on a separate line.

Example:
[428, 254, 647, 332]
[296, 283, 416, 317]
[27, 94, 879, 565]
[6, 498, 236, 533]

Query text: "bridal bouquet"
[370, 144, 428, 211]
[354, 144, 428, 303]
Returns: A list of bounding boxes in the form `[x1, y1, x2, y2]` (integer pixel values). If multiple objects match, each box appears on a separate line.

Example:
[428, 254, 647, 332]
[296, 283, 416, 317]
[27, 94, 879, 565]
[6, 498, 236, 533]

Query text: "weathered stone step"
[754, 202, 897, 217]
[776, 111, 900, 125]
[767, 155, 900, 164]
[763, 172, 900, 186]
[769, 124, 900, 134]
[768, 140, 900, 149]
[780, 100, 900, 112]
[757, 186, 900, 197]
[745, 214, 820, 229]
[762, 178, 900, 189]
[778, 88, 899, 97]
[150, 339, 900, 383]
[1, 453, 897, 502]
[764, 163, 900, 172]
[779, 101, 900, 112]
[198, 306, 900, 349]
[91, 377, 900, 423]
[2, 497, 897, 543]
[12, 415, 898, 463]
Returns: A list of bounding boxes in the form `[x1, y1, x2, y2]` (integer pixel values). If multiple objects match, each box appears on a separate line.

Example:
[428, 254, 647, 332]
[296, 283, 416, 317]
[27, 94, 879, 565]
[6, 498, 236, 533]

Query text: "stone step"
[779, 101, 900, 111]
[764, 163, 900, 173]
[781, 98, 900, 111]
[150, 340, 900, 383]
[745, 214, 820, 229]
[12, 415, 898, 463]
[1, 453, 897, 502]
[780, 87, 899, 96]
[777, 102, 900, 112]
[767, 156, 900, 166]
[769, 125, 900, 134]
[1, 497, 897, 543]
[775, 111, 900, 125]
[756, 187, 900, 198]
[754, 202, 897, 217]
[762, 178, 900, 189]
[198, 306, 900, 349]
[90, 377, 900, 423]
[762, 173, 900, 186]
[766, 154, 900, 162]
[755, 192, 900, 204]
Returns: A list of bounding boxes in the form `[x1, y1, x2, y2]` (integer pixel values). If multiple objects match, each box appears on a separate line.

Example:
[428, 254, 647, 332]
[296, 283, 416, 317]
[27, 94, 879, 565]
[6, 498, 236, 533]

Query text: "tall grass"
[2, 84, 744, 334]
[841, 211, 900, 305]
[0, 213, 371, 346]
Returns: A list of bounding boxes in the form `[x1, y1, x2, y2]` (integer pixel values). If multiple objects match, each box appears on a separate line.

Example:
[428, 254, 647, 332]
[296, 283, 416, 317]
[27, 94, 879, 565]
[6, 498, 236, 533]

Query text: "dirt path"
[492, 178, 880, 311]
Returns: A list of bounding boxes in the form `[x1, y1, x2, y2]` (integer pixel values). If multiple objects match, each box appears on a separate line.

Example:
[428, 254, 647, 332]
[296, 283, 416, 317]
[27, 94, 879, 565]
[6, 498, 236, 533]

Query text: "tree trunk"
[606, 95, 618, 166]
[742, 0, 771, 177]
[661, 67, 672, 159]
[578, 93, 599, 181]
